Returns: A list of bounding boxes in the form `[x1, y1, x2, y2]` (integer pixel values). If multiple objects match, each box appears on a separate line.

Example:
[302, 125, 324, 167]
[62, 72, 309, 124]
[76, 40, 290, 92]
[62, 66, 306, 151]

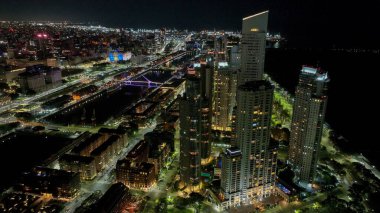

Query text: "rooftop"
[226, 146, 242, 157]
[242, 11, 269, 33]
[91, 135, 120, 156]
[301, 66, 329, 82]
[117, 159, 154, 171]
[238, 80, 273, 91]
[60, 154, 95, 164]
[72, 133, 103, 154]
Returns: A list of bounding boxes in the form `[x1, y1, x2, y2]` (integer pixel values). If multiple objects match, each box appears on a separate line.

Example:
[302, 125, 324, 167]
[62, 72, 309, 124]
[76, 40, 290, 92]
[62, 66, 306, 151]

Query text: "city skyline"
[1, 0, 380, 48]
[0, 2, 379, 213]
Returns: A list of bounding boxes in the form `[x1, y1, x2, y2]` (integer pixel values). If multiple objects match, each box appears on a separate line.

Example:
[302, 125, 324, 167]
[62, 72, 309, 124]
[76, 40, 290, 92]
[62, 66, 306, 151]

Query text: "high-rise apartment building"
[221, 147, 242, 207]
[180, 61, 214, 190]
[238, 11, 268, 86]
[228, 45, 240, 71]
[288, 66, 329, 183]
[179, 76, 203, 190]
[221, 11, 277, 208]
[212, 62, 237, 131]
[235, 81, 274, 201]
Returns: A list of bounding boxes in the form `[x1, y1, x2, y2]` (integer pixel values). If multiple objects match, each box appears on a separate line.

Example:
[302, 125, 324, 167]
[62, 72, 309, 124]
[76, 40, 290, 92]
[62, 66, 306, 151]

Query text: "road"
[0, 64, 129, 124]
[0, 37, 188, 212]
[0, 37, 185, 119]
[37, 50, 185, 122]
[141, 126, 180, 213]
[60, 47, 186, 212]
[0, 47, 185, 127]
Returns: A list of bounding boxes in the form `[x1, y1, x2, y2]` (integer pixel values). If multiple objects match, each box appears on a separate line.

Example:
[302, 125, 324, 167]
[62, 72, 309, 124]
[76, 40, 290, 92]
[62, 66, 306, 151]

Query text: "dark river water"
[47, 70, 173, 125]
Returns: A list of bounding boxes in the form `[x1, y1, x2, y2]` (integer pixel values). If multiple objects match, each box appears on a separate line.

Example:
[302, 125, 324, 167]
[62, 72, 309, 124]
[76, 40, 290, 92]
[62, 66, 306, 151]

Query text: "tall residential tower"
[179, 76, 202, 190]
[212, 62, 236, 131]
[288, 66, 329, 184]
[221, 11, 277, 208]
[238, 11, 268, 86]
[180, 63, 213, 191]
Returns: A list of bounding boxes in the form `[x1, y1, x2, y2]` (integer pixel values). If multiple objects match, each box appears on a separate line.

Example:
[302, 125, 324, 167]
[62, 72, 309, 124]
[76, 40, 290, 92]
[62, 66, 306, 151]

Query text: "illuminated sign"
[118, 53, 123, 61]
[201, 172, 211, 178]
[109, 53, 115, 62]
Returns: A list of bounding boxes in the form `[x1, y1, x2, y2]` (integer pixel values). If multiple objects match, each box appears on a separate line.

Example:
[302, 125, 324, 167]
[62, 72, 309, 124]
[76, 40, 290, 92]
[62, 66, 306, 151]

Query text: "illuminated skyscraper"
[221, 147, 242, 207]
[288, 66, 329, 184]
[180, 76, 202, 190]
[180, 64, 213, 190]
[238, 11, 268, 86]
[235, 81, 274, 201]
[228, 45, 240, 70]
[212, 62, 236, 131]
[221, 11, 276, 208]
[196, 63, 213, 162]
[214, 34, 227, 53]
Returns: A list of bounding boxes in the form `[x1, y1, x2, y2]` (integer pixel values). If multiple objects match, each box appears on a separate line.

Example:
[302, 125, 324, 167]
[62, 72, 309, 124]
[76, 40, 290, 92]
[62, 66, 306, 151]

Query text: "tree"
[0, 82, 9, 91]
[188, 192, 205, 203]
[15, 112, 34, 121]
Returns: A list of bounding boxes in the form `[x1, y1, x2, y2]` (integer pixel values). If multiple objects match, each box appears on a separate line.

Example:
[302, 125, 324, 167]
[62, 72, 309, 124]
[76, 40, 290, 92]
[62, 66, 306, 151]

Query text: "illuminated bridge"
[123, 75, 163, 88]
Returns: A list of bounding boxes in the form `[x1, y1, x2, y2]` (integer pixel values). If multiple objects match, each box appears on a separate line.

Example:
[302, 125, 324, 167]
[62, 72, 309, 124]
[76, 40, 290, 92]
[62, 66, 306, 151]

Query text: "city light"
[0, 3, 378, 213]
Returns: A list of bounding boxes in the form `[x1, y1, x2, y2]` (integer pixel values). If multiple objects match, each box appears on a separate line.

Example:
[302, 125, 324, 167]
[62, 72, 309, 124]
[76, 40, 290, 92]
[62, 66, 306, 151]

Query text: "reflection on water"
[47, 70, 173, 125]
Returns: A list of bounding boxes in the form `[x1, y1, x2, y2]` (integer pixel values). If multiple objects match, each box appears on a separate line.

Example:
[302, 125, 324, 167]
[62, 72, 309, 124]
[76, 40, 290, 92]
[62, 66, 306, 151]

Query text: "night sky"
[0, 0, 380, 48]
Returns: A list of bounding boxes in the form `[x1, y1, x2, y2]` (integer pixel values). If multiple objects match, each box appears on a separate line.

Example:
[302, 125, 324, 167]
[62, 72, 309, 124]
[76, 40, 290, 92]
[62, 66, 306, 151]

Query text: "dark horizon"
[1, 0, 380, 48]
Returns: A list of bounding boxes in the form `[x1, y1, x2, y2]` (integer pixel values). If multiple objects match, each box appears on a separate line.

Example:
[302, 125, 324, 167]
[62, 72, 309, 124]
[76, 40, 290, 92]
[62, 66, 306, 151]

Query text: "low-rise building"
[18, 65, 62, 93]
[125, 140, 149, 163]
[71, 133, 107, 156]
[98, 128, 128, 148]
[0, 66, 25, 83]
[86, 183, 131, 213]
[18, 71, 46, 92]
[59, 154, 97, 181]
[125, 101, 159, 127]
[16, 167, 80, 198]
[90, 135, 122, 172]
[116, 159, 155, 190]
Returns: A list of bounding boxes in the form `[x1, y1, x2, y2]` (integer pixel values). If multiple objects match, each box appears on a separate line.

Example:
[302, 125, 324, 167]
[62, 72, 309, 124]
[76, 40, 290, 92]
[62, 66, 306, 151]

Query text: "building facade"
[87, 183, 131, 213]
[238, 11, 268, 86]
[220, 147, 242, 207]
[59, 154, 97, 181]
[179, 76, 202, 190]
[288, 66, 329, 183]
[235, 81, 274, 202]
[212, 62, 237, 131]
[116, 159, 156, 190]
[221, 11, 277, 208]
